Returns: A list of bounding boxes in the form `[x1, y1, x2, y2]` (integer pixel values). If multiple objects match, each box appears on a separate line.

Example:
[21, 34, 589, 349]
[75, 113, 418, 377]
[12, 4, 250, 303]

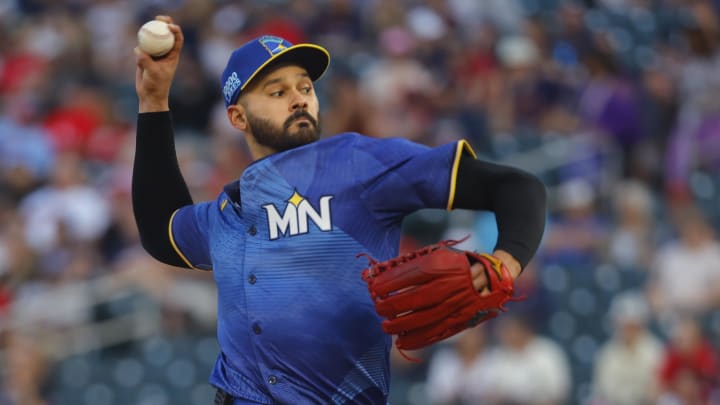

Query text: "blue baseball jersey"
[169, 132, 475, 404]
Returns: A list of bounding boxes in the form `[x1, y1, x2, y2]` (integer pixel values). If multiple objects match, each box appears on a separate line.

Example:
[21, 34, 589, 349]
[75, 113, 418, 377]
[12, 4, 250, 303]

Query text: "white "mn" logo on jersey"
[262, 191, 334, 240]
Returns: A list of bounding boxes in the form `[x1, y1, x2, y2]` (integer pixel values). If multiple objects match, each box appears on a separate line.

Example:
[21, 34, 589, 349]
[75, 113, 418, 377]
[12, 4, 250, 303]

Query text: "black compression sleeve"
[454, 155, 547, 269]
[132, 112, 194, 267]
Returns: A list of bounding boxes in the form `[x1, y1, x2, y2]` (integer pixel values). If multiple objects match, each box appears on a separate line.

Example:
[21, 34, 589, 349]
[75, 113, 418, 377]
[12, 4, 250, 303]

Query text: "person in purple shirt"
[132, 16, 546, 405]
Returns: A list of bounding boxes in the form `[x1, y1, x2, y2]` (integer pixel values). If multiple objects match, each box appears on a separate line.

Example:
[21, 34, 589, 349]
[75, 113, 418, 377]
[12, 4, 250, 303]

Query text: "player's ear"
[227, 104, 248, 132]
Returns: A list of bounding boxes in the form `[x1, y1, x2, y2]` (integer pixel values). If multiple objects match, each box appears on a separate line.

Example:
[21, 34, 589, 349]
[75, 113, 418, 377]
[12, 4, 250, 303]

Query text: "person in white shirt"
[425, 326, 494, 404]
[591, 290, 664, 405]
[482, 314, 571, 405]
[648, 207, 720, 318]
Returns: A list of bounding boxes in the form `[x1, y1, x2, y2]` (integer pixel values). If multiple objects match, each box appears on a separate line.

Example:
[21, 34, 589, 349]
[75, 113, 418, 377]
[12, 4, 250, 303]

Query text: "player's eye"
[301, 86, 312, 94]
[270, 90, 284, 97]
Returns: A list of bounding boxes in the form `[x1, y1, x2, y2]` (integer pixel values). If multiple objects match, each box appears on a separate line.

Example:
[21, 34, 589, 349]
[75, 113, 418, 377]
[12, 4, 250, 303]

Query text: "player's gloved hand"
[359, 238, 520, 357]
[134, 15, 184, 113]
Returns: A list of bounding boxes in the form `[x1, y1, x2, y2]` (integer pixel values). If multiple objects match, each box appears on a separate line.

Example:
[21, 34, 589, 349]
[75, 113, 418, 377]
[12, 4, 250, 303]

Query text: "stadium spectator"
[591, 291, 664, 405]
[606, 180, 659, 269]
[647, 206, 720, 318]
[541, 178, 610, 266]
[425, 327, 494, 404]
[18, 151, 110, 255]
[657, 316, 720, 404]
[481, 314, 572, 405]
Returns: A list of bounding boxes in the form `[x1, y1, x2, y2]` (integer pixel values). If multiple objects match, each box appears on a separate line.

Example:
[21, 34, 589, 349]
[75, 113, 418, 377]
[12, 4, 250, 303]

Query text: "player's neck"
[245, 135, 278, 161]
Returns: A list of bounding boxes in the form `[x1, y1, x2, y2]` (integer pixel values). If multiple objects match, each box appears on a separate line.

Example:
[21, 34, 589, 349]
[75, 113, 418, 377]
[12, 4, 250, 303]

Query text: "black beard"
[246, 110, 321, 153]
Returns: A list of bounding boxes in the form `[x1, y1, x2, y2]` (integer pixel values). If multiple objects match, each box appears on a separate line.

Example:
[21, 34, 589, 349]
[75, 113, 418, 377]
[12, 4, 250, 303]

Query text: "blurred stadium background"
[1, 0, 720, 404]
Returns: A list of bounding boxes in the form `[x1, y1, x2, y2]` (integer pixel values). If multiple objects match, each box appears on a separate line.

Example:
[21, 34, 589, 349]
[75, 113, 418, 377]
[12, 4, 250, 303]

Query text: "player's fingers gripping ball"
[360, 238, 519, 356]
[137, 20, 175, 57]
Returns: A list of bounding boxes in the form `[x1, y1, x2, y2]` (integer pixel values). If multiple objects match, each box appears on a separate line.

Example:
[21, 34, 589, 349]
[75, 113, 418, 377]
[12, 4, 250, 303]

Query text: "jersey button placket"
[248, 274, 257, 284]
[267, 375, 277, 385]
[248, 225, 257, 236]
[252, 322, 262, 335]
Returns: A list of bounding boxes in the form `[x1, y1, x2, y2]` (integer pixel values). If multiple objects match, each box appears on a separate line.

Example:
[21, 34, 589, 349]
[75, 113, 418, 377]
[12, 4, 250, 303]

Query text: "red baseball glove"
[360, 238, 519, 355]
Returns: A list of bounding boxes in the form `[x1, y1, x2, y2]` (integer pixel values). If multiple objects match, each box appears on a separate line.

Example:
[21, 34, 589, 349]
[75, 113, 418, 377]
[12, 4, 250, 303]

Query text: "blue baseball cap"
[221, 35, 330, 107]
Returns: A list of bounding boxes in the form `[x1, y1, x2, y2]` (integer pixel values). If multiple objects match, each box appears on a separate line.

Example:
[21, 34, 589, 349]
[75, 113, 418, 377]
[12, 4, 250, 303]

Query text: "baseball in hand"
[137, 20, 175, 57]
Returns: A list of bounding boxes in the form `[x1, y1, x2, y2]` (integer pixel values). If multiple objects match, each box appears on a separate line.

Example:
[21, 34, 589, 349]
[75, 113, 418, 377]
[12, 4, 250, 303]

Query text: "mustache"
[284, 110, 318, 130]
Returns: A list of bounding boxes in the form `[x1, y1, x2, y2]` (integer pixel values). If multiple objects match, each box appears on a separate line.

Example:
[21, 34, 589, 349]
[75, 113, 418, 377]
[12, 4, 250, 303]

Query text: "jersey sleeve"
[355, 136, 476, 221]
[168, 201, 213, 270]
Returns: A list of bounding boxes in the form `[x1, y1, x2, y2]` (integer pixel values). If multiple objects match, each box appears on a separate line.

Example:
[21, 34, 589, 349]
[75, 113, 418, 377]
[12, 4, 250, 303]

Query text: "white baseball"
[137, 20, 175, 57]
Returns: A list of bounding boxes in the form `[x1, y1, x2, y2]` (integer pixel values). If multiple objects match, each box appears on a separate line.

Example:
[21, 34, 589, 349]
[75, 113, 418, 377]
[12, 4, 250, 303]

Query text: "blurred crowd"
[1, 0, 720, 404]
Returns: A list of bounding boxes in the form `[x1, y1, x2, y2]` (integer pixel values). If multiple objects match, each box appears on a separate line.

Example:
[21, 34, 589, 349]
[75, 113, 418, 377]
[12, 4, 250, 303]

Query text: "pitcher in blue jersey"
[133, 16, 546, 405]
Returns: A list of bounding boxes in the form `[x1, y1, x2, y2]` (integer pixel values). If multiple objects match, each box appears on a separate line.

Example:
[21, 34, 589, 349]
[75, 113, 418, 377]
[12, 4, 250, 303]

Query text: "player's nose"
[289, 90, 308, 112]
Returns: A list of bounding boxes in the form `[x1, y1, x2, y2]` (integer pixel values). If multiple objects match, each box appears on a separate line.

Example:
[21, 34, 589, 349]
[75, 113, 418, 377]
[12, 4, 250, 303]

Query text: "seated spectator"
[665, 24, 720, 204]
[578, 48, 645, 177]
[541, 178, 610, 266]
[647, 206, 720, 319]
[482, 314, 571, 405]
[0, 96, 55, 201]
[18, 151, 110, 255]
[591, 290, 664, 405]
[657, 316, 720, 405]
[606, 180, 658, 269]
[425, 327, 493, 404]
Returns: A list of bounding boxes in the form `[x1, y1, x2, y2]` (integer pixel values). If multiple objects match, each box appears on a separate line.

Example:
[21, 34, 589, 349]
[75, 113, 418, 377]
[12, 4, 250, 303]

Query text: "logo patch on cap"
[259, 36, 288, 55]
[223, 72, 242, 104]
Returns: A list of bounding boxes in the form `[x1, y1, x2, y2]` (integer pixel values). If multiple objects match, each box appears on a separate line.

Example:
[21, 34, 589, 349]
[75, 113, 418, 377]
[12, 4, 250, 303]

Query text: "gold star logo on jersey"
[288, 191, 304, 207]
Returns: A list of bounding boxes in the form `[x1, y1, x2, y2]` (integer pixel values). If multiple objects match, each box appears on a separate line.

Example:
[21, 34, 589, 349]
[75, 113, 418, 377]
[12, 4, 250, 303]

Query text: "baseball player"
[133, 16, 546, 405]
